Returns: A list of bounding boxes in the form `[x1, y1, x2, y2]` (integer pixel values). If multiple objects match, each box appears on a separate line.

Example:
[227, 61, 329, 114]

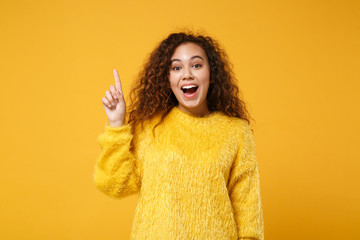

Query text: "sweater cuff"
[104, 123, 132, 135]
[238, 238, 260, 240]
[97, 123, 133, 146]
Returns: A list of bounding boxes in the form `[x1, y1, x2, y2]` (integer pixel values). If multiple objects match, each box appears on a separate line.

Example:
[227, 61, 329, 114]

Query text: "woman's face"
[169, 42, 210, 116]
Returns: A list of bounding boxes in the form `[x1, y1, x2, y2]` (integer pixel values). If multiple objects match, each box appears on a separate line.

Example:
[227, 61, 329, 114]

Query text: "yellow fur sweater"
[94, 106, 264, 240]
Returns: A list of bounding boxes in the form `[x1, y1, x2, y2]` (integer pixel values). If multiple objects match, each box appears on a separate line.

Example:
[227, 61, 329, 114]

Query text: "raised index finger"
[113, 69, 123, 94]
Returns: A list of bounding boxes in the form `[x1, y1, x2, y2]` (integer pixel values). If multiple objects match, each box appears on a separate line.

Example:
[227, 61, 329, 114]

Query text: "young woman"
[94, 32, 264, 240]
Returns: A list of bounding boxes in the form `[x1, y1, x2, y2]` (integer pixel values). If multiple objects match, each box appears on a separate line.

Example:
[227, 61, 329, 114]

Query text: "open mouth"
[181, 84, 199, 95]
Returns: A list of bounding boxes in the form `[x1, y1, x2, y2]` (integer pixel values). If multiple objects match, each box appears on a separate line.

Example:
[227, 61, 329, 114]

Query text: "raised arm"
[93, 69, 141, 199]
[227, 123, 264, 240]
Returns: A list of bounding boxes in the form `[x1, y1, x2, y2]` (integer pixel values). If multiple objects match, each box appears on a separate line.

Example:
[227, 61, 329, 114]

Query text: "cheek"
[168, 75, 177, 90]
[169, 72, 180, 84]
[199, 71, 210, 85]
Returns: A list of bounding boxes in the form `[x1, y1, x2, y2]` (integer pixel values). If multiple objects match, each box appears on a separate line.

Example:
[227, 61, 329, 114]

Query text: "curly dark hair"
[127, 31, 253, 133]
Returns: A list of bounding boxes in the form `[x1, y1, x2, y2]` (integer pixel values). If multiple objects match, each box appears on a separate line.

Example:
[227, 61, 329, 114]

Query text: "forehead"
[171, 42, 207, 60]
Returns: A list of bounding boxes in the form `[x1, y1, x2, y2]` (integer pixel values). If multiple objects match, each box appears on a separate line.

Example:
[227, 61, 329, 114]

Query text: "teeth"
[181, 85, 197, 89]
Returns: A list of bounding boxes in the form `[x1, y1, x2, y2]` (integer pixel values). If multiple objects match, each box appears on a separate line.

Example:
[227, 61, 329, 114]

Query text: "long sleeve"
[227, 124, 264, 240]
[93, 123, 141, 199]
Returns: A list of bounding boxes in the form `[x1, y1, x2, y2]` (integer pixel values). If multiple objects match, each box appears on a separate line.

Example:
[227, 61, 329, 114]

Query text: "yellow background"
[1, 0, 359, 239]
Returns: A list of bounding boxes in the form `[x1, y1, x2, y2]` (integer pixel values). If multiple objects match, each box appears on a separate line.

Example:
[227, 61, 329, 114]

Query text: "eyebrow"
[171, 55, 204, 62]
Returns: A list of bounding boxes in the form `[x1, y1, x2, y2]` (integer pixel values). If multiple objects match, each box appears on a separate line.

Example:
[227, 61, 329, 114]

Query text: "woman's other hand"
[101, 69, 126, 127]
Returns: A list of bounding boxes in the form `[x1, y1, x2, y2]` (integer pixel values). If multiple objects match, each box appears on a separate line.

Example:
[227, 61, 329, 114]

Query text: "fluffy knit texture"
[94, 106, 264, 240]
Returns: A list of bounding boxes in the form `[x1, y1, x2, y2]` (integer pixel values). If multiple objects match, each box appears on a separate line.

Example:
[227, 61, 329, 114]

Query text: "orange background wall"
[1, 0, 359, 239]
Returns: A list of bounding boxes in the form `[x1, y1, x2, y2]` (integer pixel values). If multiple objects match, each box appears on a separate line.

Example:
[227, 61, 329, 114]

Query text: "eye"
[172, 66, 181, 71]
[193, 64, 202, 69]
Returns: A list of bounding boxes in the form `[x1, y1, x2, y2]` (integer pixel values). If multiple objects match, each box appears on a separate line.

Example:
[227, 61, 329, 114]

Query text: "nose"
[182, 67, 194, 80]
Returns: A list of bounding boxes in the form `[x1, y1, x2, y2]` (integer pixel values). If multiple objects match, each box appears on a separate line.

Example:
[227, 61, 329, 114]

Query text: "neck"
[177, 104, 211, 117]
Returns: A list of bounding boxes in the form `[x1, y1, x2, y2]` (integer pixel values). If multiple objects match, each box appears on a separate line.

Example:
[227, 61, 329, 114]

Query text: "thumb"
[115, 89, 119, 97]
[116, 89, 123, 99]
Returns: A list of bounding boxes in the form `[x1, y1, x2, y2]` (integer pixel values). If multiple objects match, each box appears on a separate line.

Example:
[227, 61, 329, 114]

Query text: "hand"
[101, 69, 126, 127]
